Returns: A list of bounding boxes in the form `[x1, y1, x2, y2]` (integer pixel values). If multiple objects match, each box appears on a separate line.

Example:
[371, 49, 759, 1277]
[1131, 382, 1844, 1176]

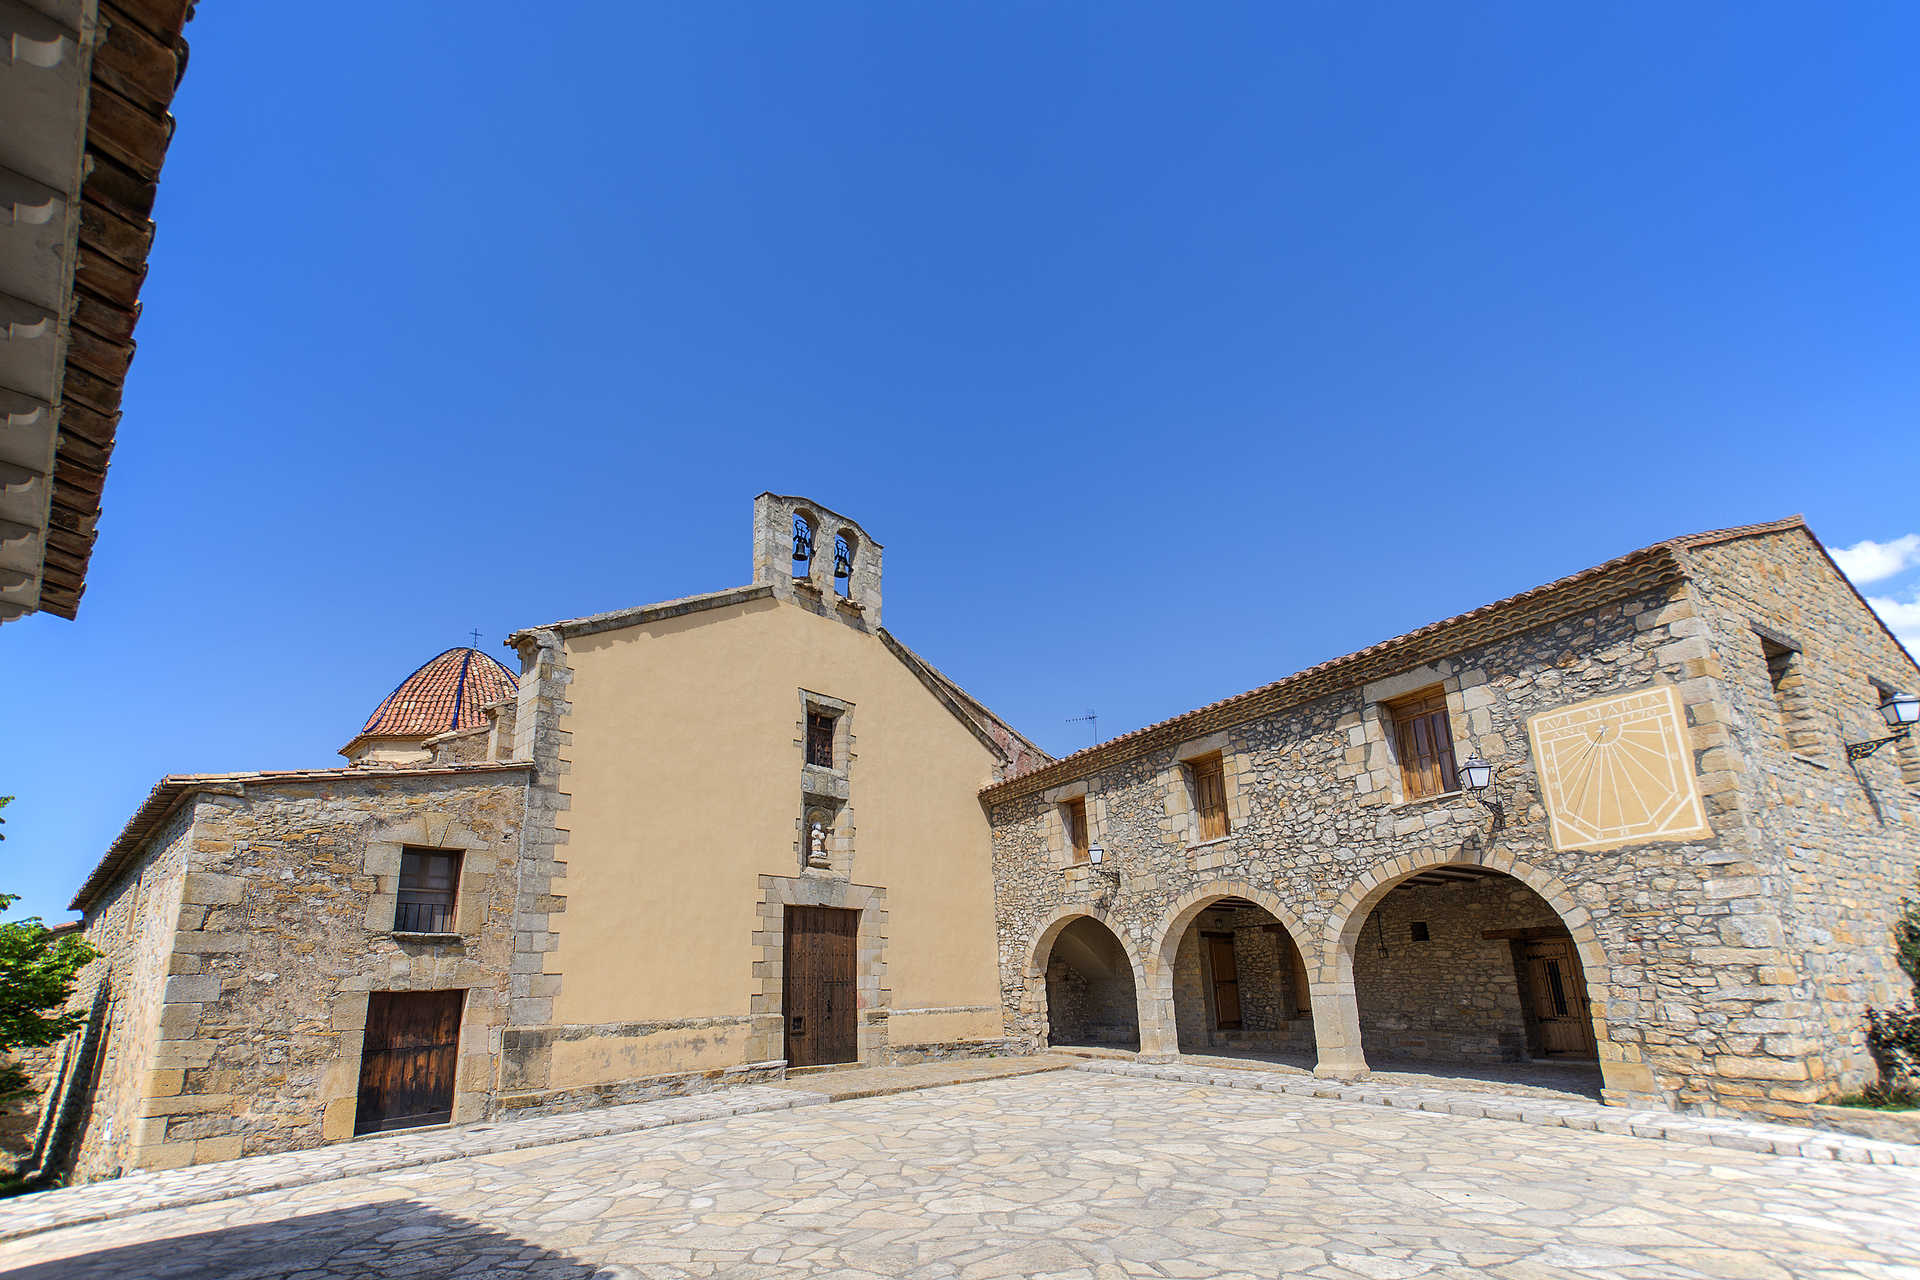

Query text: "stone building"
[989, 517, 1920, 1118]
[45, 494, 1046, 1178]
[29, 501, 1920, 1180]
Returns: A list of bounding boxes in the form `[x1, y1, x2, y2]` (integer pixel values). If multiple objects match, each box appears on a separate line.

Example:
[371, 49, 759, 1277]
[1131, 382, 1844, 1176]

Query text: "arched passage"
[1032, 913, 1142, 1051]
[1148, 884, 1317, 1065]
[1321, 853, 1617, 1095]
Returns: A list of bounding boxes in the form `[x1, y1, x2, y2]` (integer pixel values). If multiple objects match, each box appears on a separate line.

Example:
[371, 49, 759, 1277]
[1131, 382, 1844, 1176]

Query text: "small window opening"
[833, 533, 854, 598]
[1385, 688, 1459, 800]
[1187, 753, 1230, 841]
[1064, 797, 1090, 864]
[396, 848, 461, 933]
[1410, 921, 1430, 942]
[806, 711, 837, 768]
[1760, 634, 1818, 753]
[1763, 639, 1797, 696]
[791, 513, 815, 579]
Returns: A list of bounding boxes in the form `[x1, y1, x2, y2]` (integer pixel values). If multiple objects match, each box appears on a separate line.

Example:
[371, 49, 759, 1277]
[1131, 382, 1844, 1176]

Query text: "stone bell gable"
[987, 517, 1920, 1120]
[494, 494, 1045, 1111]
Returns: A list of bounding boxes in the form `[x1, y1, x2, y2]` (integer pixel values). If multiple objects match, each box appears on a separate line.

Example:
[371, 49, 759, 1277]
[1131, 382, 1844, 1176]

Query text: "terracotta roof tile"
[980, 516, 1811, 803]
[355, 648, 518, 740]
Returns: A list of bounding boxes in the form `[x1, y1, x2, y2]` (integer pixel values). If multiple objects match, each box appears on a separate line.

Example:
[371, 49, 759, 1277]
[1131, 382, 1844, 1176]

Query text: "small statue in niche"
[808, 820, 830, 867]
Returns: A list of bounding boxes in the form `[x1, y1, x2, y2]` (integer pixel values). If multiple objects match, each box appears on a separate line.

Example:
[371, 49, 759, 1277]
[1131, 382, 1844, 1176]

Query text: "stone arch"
[1023, 906, 1148, 1051]
[791, 508, 819, 579]
[1144, 881, 1317, 1059]
[1313, 848, 1640, 1094]
[1320, 849, 1605, 991]
[832, 528, 858, 597]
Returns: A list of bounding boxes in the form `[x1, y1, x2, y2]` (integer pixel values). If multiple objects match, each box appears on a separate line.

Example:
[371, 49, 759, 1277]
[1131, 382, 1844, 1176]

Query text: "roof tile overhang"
[69, 761, 532, 913]
[1, 0, 194, 623]
[979, 516, 1812, 806]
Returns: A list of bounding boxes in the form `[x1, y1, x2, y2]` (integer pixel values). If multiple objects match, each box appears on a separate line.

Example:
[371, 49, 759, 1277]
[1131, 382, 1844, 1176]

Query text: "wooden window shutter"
[1189, 753, 1230, 840]
[1388, 689, 1458, 800]
[1064, 798, 1089, 863]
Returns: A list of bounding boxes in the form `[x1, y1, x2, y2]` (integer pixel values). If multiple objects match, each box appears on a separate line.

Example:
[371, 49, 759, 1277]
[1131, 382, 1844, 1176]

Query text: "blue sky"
[5, 3, 1918, 922]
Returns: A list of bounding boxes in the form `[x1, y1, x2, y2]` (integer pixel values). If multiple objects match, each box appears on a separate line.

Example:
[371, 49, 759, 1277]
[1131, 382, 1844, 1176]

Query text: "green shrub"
[1865, 881, 1920, 1095]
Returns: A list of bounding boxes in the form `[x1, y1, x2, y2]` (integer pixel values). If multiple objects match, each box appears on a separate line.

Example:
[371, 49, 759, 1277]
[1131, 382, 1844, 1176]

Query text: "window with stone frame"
[806, 709, 838, 768]
[1062, 796, 1090, 864]
[395, 848, 461, 933]
[1384, 687, 1459, 800]
[1186, 753, 1230, 841]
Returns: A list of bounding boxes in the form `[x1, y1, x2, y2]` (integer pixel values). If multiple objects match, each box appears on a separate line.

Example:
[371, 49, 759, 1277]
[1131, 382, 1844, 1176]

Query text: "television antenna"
[1066, 709, 1099, 748]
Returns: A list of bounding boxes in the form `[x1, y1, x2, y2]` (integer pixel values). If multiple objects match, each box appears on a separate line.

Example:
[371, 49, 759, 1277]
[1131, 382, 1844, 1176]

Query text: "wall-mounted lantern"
[1457, 749, 1505, 826]
[1847, 689, 1919, 761]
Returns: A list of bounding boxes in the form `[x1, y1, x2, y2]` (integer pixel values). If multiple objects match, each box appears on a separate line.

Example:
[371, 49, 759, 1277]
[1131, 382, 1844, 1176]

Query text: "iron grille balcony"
[393, 898, 456, 934]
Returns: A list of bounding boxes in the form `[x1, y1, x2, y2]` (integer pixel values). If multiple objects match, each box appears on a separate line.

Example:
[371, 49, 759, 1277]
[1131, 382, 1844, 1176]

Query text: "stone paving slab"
[4, 1072, 1917, 1279]
[1075, 1059, 1920, 1165]
[766, 1052, 1078, 1100]
[0, 1085, 827, 1244]
[5, 1053, 1915, 1254]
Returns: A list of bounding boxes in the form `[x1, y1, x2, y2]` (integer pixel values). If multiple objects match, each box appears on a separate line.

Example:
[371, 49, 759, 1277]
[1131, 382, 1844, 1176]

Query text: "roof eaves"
[70, 761, 532, 912]
[877, 629, 1050, 766]
[980, 536, 1702, 805]
[33, 2, 196, 621]
[508, 583, 776, 646]
[1675, 516, 1919, 672]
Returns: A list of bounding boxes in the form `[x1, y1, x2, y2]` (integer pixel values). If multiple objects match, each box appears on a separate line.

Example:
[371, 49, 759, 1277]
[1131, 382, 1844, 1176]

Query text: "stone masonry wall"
[992, 573, 1810, 1116]
[88, 771, 529, 1171]
[1681, 530, 1920, 1101]
[1353, 878, 1561, 1063]
[71, 807, 194, 1180]
[1170, 905, 1313, 1055]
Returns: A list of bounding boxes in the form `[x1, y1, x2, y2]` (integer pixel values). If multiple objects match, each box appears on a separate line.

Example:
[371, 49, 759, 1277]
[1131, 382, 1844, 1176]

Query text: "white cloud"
[1832, 533, 1920, 585]
[1866, 592, 1920, 657]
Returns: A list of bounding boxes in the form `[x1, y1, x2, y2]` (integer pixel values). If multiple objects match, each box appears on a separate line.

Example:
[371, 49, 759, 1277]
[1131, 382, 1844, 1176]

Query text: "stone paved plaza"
[3, 1072, 1918, 1280]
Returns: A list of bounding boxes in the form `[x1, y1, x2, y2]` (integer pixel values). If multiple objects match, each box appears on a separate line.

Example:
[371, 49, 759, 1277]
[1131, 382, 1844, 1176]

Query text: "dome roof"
[356, 647, 518, 741]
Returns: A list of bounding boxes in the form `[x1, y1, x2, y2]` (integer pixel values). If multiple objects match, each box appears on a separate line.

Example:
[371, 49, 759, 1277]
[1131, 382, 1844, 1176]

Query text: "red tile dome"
[356, 647, 518, 740]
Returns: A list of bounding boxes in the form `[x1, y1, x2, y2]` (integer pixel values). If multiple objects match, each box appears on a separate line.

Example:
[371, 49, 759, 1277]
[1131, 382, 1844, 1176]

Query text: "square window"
[1063, 797, 1090, 864]
[1385, 688, 1459, 800]
[1410, 921, 1430, 942]
[1186, 753, 1230, 841]
[396, 848, 461, 933]
[806, 710, 837, 769]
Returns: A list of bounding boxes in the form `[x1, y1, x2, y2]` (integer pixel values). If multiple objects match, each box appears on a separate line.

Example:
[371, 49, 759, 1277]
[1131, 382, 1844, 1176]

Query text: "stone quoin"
[20, 499, 1918, 1180]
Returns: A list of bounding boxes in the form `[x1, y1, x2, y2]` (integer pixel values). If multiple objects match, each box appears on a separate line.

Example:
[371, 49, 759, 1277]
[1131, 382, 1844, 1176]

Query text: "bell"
[833, 551, 853, 579]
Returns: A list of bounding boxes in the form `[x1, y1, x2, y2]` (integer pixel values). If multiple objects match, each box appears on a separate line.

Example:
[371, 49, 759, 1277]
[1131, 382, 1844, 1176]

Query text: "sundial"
[1526, 684, 1713, 852]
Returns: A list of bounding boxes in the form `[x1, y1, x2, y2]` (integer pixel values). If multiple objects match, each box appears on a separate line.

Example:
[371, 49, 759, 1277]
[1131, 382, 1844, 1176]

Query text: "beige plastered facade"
[537, 595, 1010, 1092]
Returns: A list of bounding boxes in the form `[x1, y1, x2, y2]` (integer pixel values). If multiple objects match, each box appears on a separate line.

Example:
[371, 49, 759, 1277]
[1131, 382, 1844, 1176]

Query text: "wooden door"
[355, 989, 463, 1134]
[1204, 932, 1243, 1030]
[785, 906, 858, 1067]
[1522, 938, 1596, 1058]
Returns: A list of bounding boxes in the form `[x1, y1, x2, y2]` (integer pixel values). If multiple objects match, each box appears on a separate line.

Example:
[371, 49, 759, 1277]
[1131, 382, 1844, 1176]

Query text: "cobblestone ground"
[5, 1072, 1918, 1280]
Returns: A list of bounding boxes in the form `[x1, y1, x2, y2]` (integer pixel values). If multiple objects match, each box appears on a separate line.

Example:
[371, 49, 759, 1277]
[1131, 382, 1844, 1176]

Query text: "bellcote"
[752, 493, 883, 628]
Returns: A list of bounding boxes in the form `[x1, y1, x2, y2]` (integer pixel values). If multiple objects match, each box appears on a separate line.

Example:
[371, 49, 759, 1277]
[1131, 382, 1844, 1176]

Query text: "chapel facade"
[21, 498, 1920, 1180]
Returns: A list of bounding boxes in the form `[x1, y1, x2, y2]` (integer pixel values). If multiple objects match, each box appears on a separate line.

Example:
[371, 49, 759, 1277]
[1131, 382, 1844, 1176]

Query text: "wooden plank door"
[1204, 932, 1243, 1030]
[355, 989, 464, 1135]
[785, 906, 858, 1067]
[1522, 939, 1596, 1058]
